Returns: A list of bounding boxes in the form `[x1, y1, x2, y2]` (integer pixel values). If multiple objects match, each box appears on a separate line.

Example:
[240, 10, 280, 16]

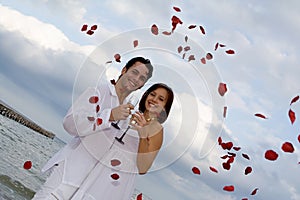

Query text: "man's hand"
[110, 103, 134, 121]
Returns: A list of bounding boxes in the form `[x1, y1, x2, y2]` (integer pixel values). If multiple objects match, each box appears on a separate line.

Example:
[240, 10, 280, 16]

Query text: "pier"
[0, 102, 55, 139]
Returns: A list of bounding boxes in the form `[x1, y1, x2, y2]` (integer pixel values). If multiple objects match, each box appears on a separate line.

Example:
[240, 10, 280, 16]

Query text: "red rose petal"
[111, 159, 121, 167]
[281, 142, 294, 153]
[222, 162, 231, 170]
[162, 31, 172, 35]
[96, 105, 100, 113]
[225, 49, 235, 54]
[173, 6, 181, 12]
[242, 198, 248, 200]
[192, 166, 201, 175]
[218, 137, 222, 145]
[188, 25, 197, 29]
[90, 25, 97, 30]
[136, 193, 143, 200]
[218, 83, 227, 96]
[221, 142, 233, 150]
[206, 53, 213, 60]
[182, 53, 186, 59]
[233, 146, 241, 151]
[114, 54, 121, 62]
[188, 55, 195, 62]
[298, 134, 300, 143]
[290, 95, 299, 105]
[242, 153, 250, 160]
[151, 24, 159, 35]
[111, 173, 120, 180]
[89, 96, 99, 104]
[81, 24, 88, 31]
[199, 26, 205, 35]
[245, 166, 252, 175]
[87, 116, 95, 121]
[227, 156, 235, 164]
[255, 113, 267, 119]
[96, 118, 103, 126]
[214, 42, 219, 51]
[251, 188, 259, 195]
[133, 40, 138, 48]
[223, 106, 227, 118]
[200, 57, 206, 64]
[265, 150, 279, 161]
[86, 30, 94, 35]
[288, 109, 296, 124]
[93, 123, 96, 131]
[184, 46, 191, 52]
[209, 166, 218, 173]
[23, 160, 32, 170]
[223, 185, 234, 192]
[178, 46, 183, 53]
[220, 44, 226, 47]
[185, 35, 188, 42]
[171, 15, 183, 32]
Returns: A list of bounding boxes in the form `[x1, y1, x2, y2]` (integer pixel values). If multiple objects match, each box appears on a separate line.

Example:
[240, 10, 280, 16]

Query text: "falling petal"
[81, 24, 88, 31]
[114, 54, 121, 62]
[171, 15, 183, 32]
[188, 55, 195, 62]
[242, 153, 250, 160]
[192, 166, 201, 175]
[173, 6, 181, 12]
[233, 146, 241, 151]
[87, 116, 95, 121]
[111, 159, 121, 167]
[184, 46, 191, 51]
[136, 193, 143, 200]
[23, 161, 32, 170]
[200, 57, 206, 64]
[220, 155, 229, 159]
[111, 173, 120, 180]
[206, 53, 213, 60]
[97, 118, 103, 126]
[255, 113, 267, 119]
[288, 109, 296, 124]
[223, 106, 227, 118]
[223, 185, 234, 192]
[298, 135, 300, 143]
[93, 123, 96, 131]
[96, 105, 100, 113]
[218, 137, 222, 145]
[221, 142, 233, 150]
[222, 162, 231, 170]
[178, 46, 183, 53]
[188, 25, 197, 29]
[185, 35, 188, 42]
[245, 166, 252, 175]
[86, 30, 94, 35]
[90, 25, 98, 30]
[133, 40, 138, 48]
[220, 44, 226, 47]
[281, 142, 294, 153]
[242, 198, 248, 200]
[162, 31, 172, 35]
[265, 150, 279, 161]
[225, 49, 235, 54]
[218, 83, 228, 96]
[290, 95, 299, 105]
[199, 26, 205, 34]
[89, 96, 99, 104]
[151, 24, 159, 35]
[214, 42, 219, 51]
[209, 166, 218, 173]
[227, 156, 235, 163]
[182, 53, 186, 59]
[106, 61, 112, 64]
[251, 188, 259, 195]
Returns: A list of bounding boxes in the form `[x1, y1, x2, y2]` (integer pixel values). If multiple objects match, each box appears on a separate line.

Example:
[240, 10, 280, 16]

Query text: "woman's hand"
[131, 111, 149, 138]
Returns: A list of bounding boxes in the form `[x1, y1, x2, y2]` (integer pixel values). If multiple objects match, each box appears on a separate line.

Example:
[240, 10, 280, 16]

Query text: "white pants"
[32, 162, 78, 200]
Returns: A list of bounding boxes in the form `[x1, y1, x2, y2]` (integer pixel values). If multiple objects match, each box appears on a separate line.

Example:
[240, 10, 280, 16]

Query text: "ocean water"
[0, 115, 151, 200]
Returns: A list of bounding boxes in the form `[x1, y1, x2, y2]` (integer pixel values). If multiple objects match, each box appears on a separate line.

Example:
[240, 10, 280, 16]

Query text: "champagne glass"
[111, 94, 139, 130]
[114, 115, 138, 144]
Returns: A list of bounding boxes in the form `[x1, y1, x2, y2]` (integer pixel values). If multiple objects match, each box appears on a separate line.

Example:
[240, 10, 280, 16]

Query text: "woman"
[71, 83, 174, 200]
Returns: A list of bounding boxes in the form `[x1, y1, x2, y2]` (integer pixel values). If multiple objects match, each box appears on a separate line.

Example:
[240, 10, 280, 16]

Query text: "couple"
[33, 57, 174, 199]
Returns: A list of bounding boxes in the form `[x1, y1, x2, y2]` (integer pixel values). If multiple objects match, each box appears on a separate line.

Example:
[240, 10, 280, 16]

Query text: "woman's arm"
[136, 128, 163, 175]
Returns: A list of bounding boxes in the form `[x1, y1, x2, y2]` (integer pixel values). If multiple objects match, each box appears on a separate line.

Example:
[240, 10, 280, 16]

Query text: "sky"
[0, 0, 300, 200]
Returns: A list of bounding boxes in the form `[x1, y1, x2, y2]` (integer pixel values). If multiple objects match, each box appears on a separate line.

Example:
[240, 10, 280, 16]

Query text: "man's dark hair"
[118, 57, 153, 80]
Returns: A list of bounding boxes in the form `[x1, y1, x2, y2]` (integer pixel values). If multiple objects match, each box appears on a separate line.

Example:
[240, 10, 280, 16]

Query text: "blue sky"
[1, 0, 300, 199]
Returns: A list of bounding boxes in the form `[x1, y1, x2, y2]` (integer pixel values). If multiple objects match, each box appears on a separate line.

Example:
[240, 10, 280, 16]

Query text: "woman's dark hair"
[138, 83, 174, 123]
[118, 57, 153, 80]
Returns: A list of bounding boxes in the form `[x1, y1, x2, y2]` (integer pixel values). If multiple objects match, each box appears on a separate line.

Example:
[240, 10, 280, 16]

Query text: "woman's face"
[145, 87, 168, 114]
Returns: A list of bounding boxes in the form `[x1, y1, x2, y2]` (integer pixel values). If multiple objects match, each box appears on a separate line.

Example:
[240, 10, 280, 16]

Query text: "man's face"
[119, 61, 149, 92]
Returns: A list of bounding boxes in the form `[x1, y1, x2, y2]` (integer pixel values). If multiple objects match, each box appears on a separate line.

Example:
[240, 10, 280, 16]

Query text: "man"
[32, 57, 153, 200]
